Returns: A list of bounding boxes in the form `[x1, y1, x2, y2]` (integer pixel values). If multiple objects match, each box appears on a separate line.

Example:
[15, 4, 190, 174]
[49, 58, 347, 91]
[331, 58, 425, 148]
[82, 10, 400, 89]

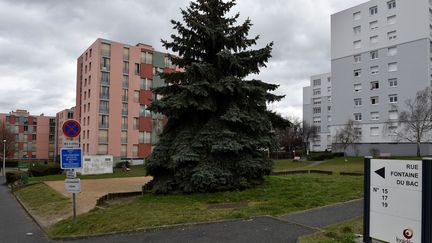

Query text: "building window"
[122, 102, 128, 116]
[121, 117, 128, 130]
[140, 78, 152, 90]
[89, 62, 92, 71]
[388, 62, 398, 72]
[141, 52, 153, 64]
[389, 78, 398, 87]
[88, 89, 91, 98]
[387, 0, 396, 9]
[371, 81, 379, 90]
[389, 94, 398, 103]
[313, 107, 321, 115]
[388, 31, 397, 40]
[313, 117, 321, 124]
[355, 128, 362, 136]
[370, 6, 378, 15]
[134, 91, 140, 103]
[101, 72, 109, 84]
[99, 115, 109, 128]
[370, 35, 378, 44]
[353, 26, 361, 35]
[123, 47, 129, 60]
[389, 110, 398, 120]
[123, 61, 129, 74]
[354, 98, 362, 107]
[389, 126, 398, 136]
[101, 43, 111, 57]
[328, 96, 331, 102]
[371, 112, 379, 120]
[140, 105, 151, 117]
[354, 40, 362, 49]
[99, 130, 108, 144]
[370, 50, 379, 60]
[135, 63, 140, 75]
[133, 117, 139, 130]
[101, 57, 110, 71]
[370, 127, 379, 136]
[354, 55, 361, 63]
[370, 21, 378, 30]
[139, 132, 151, 144]
[388, 46, 397, 56]
[313, 79, 321, 86]
[354, 113, 362, 121]
[313, 98, 321, 105]
[100, 86, 109, 99]
[353, 11, 361, 20]
[371, 66, 379, 75]
[387, 15, 396, 25]
[354, 84, 362, 92]
[371, 96, 379, 105]
[133, 145, 138, 157]
[121, 131, 128, 144]
[328, 116, 332, 122]
[328, 106, 331, 112]
[313, 89, 321, 96]
[327, 87, 331, 92]
[100, 100, 109, 113]
[354, 69, 361, 77]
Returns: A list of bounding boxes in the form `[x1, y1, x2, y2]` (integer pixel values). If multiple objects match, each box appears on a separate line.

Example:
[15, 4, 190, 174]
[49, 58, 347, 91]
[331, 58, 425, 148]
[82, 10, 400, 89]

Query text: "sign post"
[364, 157, 432, 243]
[61, 119, 82, 222]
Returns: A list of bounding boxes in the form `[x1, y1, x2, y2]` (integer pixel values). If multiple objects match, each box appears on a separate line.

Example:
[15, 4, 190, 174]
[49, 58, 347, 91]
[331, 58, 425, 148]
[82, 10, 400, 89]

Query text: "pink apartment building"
[0, 110, 56, 160]
[55, 107, 75, 156]
[76, 38, 174, 159]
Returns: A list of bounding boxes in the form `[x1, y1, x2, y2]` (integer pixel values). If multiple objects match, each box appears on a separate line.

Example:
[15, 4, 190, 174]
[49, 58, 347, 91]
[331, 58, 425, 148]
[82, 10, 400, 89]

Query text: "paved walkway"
[0, 176, 48, 243]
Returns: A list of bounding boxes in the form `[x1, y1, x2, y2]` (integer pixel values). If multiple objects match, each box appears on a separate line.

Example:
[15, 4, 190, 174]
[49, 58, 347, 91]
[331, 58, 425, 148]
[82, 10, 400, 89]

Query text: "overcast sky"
[0, 0, 366, 118]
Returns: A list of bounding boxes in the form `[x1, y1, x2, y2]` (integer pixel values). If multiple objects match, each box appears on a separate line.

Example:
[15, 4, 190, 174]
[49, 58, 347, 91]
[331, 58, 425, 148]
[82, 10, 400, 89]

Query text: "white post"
[3, 139, 6, 176]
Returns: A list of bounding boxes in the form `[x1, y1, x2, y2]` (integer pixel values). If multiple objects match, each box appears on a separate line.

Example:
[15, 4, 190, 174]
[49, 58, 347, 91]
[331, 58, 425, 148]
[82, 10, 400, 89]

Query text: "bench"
[379, 153, 391, 158]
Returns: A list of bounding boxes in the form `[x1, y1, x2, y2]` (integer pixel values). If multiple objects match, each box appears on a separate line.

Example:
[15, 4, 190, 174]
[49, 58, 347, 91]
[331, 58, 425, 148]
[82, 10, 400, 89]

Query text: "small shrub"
[5, 171, 28, 185]
[28, 163, 62, 177]
[115, 161, 130, 169]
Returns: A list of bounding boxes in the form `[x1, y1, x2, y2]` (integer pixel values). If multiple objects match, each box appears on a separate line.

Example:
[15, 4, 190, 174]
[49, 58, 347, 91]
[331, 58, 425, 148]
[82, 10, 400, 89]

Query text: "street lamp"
[2, 139, 5, 176]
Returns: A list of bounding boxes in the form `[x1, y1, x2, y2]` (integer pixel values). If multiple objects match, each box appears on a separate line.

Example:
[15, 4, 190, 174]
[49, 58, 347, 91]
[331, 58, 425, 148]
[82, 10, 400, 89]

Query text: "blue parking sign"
[60, 148, 82, 169]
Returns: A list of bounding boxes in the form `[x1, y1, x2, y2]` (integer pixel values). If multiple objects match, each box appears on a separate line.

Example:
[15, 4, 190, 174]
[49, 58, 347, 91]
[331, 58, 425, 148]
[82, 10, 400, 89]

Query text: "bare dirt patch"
[45, 177, 152, 215]
[207, 201, 249, 209]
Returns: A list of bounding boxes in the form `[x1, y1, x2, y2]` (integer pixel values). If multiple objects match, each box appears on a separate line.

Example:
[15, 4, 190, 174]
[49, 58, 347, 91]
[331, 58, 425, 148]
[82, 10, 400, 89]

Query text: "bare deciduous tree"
[392, 87, 432, 156]
[334, 119, 361, 161]
[302, 121, 319, 155]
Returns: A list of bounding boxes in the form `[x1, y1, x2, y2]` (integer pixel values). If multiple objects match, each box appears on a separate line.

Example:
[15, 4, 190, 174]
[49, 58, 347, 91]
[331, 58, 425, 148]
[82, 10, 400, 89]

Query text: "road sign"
[66, 169, 77, 179]
[60, 148, 82, 169]
[63, 140, 80, 148]
[65, 178, 81, 193]
[62, 119, 81, 138]
[369, 159, 422, 242]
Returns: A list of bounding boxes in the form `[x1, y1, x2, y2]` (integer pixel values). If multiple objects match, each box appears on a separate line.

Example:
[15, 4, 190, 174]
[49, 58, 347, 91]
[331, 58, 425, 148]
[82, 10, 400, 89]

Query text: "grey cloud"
[0, 0, 366, 118]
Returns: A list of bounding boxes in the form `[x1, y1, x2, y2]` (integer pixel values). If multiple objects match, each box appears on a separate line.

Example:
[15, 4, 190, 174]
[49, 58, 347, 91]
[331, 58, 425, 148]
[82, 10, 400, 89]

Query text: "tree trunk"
[417, 142, 421, 157]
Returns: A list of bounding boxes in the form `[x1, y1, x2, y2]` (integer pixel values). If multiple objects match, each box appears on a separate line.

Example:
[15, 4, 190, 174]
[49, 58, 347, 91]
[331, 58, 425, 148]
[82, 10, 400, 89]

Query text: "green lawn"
[28, 165, 147, 182]
[273, 157, 364, 173]
[48, 174, 363, 237]
[300, 217, 362, 243]
[14, 183, 71, 226]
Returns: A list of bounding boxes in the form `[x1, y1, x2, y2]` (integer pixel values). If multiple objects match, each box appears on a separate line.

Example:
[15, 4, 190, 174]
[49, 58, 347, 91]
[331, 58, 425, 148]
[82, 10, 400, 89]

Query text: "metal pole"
[73, 193, 76, 221]
[3, 139, 6, 177]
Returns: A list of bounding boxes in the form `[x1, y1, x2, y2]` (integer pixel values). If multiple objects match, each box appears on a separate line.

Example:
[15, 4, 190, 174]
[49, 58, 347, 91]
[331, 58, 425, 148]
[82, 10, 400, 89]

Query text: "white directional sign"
[370, 159, 422, 243]
[64, 178, 81, 193]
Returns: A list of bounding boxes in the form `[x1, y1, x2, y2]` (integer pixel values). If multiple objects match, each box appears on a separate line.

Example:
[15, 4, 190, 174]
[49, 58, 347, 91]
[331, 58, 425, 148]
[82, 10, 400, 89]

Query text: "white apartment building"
[303, 73, 332, 152]
[304, 0, 432, 155]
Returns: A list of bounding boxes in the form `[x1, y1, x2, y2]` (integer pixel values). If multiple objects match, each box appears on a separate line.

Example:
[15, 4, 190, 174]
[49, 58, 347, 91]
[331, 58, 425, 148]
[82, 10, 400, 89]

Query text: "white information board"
[76, 155, 113, 175]
[370, 159, 422, 243]
[64, 178, 81, 193]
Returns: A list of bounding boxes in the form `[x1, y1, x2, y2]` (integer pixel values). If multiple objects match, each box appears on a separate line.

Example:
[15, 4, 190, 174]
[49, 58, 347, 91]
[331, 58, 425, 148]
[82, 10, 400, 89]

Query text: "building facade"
[76, 38, 173, 160]
[304, 0, 432, 155]
[55, 107, 75, 156]
[0, 110, 56, 160]
[303, 73, 332, 152]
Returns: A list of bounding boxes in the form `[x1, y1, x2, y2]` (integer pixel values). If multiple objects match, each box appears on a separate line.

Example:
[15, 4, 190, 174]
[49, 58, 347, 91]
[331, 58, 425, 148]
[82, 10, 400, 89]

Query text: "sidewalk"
[0, 176, 48, 243]
[74, 199, 363, 243]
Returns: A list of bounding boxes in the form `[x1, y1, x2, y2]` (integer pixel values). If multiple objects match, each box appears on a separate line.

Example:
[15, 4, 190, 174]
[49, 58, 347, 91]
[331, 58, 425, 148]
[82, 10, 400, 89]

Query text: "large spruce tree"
[145, 0, 286, 194]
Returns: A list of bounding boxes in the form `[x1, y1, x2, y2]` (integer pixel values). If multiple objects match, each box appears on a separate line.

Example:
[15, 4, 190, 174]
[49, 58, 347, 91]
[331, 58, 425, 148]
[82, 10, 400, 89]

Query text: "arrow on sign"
[375, 167, 385, 179]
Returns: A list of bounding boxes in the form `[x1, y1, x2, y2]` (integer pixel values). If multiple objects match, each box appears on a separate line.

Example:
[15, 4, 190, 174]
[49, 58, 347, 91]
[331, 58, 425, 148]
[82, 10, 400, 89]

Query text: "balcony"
[99, 108, 109, 114]
[99, 123, 109, 129]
